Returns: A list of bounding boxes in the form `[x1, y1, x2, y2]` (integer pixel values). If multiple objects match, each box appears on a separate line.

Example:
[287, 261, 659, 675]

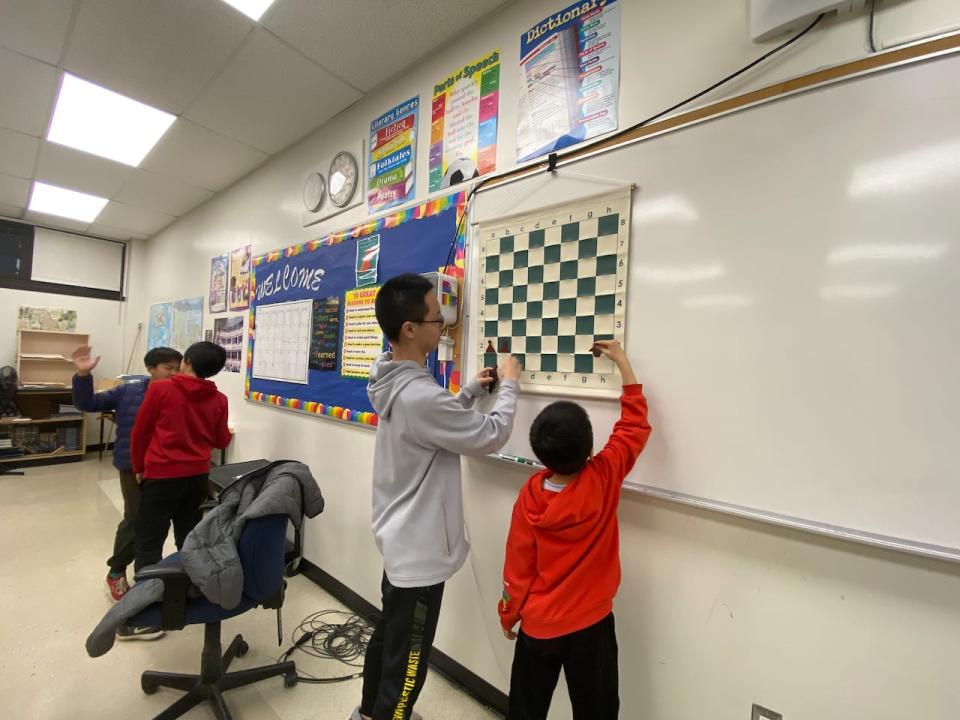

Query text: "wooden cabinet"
[16, 329, 90, 387]
[1, 330, 89, 466]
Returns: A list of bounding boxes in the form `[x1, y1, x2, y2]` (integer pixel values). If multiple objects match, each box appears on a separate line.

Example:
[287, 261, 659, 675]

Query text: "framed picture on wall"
[228, 245, 252, 311]
[209, 254, 228, 313]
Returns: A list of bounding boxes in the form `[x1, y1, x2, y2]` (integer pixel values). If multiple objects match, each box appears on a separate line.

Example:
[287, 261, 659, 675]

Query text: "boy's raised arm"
[71, 345, 122, 413]
[407, 357, 522, 457]
[591, 340, 652, 484]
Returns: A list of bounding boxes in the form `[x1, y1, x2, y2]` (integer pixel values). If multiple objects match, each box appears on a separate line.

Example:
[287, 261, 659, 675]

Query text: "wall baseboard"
[298, 560, 508, 718]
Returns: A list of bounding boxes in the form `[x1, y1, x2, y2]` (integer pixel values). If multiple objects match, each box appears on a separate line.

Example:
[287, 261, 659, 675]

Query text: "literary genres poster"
[368, 97, 419, 212]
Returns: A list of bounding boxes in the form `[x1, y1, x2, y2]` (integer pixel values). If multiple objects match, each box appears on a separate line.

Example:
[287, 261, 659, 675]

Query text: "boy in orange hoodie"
[498, 340, 651, 720]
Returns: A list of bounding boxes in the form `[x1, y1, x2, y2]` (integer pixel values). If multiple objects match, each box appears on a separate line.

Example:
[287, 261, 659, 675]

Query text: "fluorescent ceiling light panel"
[47, 74, 176, 167]
[219, 0, 276, 20]
[29, 181, 108, 222]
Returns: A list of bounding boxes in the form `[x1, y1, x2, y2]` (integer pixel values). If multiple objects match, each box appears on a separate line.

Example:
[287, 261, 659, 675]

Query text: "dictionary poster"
[368, 97, 419, 212]
[517, 0, 620, 162]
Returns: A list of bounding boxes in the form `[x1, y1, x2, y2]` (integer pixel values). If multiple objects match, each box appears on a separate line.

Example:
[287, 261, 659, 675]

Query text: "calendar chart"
[252, 299, 312, 384]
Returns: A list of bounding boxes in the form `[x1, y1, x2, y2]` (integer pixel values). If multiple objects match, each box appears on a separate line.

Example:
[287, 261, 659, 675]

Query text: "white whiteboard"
[469, 50, 960, 550]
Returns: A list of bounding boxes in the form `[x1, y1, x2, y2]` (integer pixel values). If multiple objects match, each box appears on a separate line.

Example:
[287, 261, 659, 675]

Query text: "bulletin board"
[245, 191, 467, 427]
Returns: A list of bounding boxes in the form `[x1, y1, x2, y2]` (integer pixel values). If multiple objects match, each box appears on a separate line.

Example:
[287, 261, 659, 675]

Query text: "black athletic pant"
[360, 572, 445, 720]
[133, 475, 209, 572]
[106, 470, 140, 574]
[509, 613, 620, 720]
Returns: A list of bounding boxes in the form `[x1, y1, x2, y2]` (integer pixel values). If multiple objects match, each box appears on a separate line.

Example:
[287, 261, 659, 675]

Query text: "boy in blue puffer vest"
[72, 345, 182, 606]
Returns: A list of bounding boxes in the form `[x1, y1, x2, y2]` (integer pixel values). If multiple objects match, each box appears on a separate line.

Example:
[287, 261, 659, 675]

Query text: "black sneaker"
[116, 624, 164, 641]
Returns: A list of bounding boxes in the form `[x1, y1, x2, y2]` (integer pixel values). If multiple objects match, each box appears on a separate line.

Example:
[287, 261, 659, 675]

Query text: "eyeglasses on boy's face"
[414, 318, 446, 327]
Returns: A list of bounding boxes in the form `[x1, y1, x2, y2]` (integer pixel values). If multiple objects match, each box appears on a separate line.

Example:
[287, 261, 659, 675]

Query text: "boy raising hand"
[499, 340, 651, 720]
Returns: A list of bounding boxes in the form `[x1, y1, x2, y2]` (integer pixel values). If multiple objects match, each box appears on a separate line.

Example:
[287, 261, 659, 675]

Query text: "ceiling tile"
[64, 0, 253, 114]
[0, 47, 58, 136]
[184, 29, 362, 154]
[35, 142, 134, 198]
[87, 222, 148, 241]
[22, 210, 91, 233]
[0, 128, 39, 179]
[0, 173, 30, 207]
[114, 170, 214, 216]
[138, 119, 268, 192]
[97, 201, 175, 236]
[263, 0, 509, 91]
[0, 203, 24, 219]
[0, 0, 74, 65]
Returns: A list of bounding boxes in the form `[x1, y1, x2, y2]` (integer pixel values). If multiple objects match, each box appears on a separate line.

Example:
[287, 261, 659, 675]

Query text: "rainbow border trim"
[244, 191, 467, 428]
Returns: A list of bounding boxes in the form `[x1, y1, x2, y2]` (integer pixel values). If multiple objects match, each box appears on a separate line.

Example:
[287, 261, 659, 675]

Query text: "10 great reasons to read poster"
[517, 0, 620, 162]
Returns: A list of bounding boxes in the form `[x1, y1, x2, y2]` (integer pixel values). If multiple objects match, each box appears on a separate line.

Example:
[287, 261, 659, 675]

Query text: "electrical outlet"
[752, 704, 782, 720]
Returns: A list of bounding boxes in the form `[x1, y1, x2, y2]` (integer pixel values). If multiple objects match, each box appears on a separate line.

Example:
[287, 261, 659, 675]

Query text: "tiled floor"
[0, 457, 500, 720]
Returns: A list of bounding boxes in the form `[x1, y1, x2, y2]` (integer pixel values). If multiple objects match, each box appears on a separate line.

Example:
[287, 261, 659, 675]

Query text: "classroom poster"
[228, 245, 252, 310]
[340, 286, 382, 379]
[355, 234, 380, 287]
[517, 0, 620, 161]
[146, 302, 172, 349]
[308, 297, 341, 372]
[172, 297, 203, 352]
[429, 50, 500, 192]
[213, 315, 244, 373]
[368, 97, 419, 212]
[209, 254, 228, 313]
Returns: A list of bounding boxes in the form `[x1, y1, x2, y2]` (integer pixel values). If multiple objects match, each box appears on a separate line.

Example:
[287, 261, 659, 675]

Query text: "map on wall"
[147, 302, 173, 350]
[172, 297, 204, 352]
[17, 306, 77, 331]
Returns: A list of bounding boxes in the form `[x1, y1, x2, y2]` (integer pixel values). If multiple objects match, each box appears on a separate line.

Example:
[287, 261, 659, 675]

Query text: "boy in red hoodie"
[498, 340, 651, 720]
[130, 341, 232, 573]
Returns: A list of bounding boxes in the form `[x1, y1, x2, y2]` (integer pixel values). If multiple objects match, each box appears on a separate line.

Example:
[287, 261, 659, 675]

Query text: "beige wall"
[126, 2, 960, 717]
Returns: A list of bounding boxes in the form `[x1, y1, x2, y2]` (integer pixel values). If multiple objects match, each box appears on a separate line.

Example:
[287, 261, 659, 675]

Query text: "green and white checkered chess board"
[477, 190, 631, 396]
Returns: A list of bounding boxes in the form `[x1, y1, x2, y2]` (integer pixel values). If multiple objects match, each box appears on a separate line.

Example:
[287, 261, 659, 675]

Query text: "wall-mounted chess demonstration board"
[476, 188, 631, 397]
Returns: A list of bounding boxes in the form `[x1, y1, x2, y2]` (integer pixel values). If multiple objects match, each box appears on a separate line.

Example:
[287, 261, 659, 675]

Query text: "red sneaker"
[106, 572, 130, 603]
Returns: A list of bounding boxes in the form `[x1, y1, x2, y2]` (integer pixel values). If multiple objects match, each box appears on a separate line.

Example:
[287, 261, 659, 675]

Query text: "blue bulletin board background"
[245, 192, 466, 427]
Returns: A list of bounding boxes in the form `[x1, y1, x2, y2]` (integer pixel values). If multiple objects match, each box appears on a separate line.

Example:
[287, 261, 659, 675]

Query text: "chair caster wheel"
[284, 672, 298, 688]
[142, 678, 158, 695]
[237, 639, 249, 656]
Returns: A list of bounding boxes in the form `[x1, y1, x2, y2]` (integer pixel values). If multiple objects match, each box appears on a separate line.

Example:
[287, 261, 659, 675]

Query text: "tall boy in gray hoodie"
[353, 273, 520, 720]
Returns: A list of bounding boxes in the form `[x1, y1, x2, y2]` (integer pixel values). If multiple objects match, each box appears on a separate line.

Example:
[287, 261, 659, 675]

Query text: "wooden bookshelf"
[16, 329, 90, 387]
[2, 330, 89, 466]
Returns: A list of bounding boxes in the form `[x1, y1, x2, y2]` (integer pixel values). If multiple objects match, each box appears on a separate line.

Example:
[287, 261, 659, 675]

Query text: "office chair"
[129, 514, 298, 720]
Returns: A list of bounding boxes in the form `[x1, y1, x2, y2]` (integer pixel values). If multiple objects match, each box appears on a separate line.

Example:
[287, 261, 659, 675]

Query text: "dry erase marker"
[498, 453, 535, 466]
